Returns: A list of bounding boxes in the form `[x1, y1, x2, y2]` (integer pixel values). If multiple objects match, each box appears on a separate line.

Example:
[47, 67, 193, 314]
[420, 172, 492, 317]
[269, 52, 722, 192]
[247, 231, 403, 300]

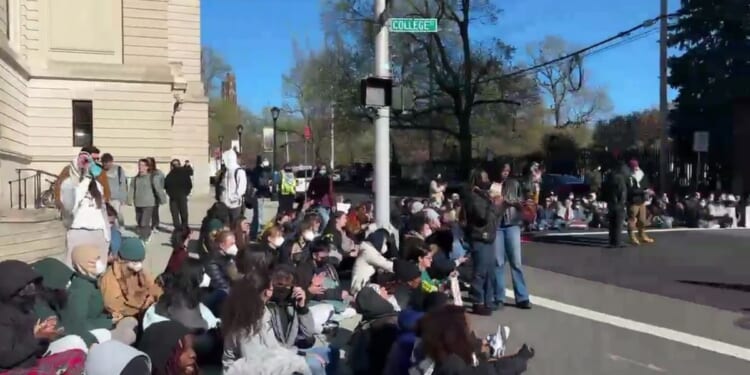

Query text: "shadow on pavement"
[533, 234, 610, 247]
[677, 280, 750, 293]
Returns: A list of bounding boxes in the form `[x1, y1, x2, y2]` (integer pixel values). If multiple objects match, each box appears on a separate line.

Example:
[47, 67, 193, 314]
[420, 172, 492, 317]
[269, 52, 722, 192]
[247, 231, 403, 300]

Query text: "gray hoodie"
[128, 172, 167, 208]
[85, 340, 151, 375]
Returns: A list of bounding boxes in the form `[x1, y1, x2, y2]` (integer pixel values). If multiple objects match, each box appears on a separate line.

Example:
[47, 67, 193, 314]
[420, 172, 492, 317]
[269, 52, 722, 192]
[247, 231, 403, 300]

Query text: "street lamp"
[236, 124, 243, 154]
[270, 106, 281, 172]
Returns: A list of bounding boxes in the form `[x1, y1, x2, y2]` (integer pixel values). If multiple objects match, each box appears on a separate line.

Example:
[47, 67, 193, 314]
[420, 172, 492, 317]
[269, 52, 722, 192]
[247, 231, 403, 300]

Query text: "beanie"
[119, 238, 146, 261]
[394, 259, 421, 283]
[207, 218, 224, 233]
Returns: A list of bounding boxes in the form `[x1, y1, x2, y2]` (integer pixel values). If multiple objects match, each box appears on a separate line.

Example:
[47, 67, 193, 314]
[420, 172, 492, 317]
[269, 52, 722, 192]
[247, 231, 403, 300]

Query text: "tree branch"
[471, 98, 522, 108]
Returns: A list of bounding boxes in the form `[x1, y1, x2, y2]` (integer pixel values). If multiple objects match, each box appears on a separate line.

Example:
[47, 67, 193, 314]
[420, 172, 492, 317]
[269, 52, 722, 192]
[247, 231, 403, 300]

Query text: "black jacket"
[295, 257, 342, 302]
[627, 170, 650, 205]
[204, 252, 234, 292]
[464, 187, 504, 244]
[0, 261, 47, 370]
[604, 166, 629, 208]
[165, 166, 193, 199]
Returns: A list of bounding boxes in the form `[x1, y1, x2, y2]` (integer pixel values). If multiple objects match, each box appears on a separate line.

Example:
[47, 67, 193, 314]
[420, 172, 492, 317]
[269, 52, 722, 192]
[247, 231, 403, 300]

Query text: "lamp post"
[236, 124, 243, 154]
[270, 106, 281, 172]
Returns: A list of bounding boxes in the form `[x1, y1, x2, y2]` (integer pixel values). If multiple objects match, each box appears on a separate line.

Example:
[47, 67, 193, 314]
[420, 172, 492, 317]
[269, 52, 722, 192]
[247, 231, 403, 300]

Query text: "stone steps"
[0, 209, 65, 263]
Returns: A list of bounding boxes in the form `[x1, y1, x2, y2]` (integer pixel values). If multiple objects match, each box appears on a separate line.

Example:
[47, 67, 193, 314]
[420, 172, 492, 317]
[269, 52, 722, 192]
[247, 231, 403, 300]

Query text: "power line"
[491, 13, 679, 82]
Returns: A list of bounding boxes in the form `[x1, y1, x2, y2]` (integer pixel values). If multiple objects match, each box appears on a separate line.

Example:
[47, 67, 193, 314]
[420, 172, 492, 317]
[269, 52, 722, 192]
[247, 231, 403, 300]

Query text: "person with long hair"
[221, 271, 311, 375]
[165, 226, 193, 275]
[416, 305, 534, 374]
[202, 230, 239, 316]
[464, 169, 503, 316]
[61, 149, 110, 267]
[139, 321, 199, 375]
[232, 216, 251, 250]
[128, 158, 166, 242]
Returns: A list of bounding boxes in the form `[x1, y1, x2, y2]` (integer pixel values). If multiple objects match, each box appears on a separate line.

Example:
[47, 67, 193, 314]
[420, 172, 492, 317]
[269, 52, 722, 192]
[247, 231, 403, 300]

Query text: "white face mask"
[94, 260, 107, 276]
[199, 273, 211, 288]
[302, 230, 315, 242]
[126, 261, 143, 272]
[272, 237, 285, 248]
[224, 244, 238, 256]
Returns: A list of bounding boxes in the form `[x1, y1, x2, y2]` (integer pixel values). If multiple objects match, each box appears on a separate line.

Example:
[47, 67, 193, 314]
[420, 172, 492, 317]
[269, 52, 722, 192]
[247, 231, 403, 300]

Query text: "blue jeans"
[470, 241, 496, 307]
[493, 225, 530, 303]
[450, 224, 467, 261]
[302, 346, 339, 375]
[316, 206, 330, 230]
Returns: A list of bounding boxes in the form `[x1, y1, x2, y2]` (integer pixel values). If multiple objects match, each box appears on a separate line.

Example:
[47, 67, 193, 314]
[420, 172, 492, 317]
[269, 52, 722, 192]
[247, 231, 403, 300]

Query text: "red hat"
[629, 159, 639, 168]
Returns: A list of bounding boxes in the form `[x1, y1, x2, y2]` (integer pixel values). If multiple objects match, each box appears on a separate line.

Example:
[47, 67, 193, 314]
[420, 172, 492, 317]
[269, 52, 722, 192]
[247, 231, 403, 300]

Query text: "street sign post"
[389, 18, 438, 33]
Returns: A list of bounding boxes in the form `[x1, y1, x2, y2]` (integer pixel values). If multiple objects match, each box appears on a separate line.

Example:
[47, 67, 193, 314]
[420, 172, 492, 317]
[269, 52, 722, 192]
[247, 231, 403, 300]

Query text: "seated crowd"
[0, 190, 535, 374]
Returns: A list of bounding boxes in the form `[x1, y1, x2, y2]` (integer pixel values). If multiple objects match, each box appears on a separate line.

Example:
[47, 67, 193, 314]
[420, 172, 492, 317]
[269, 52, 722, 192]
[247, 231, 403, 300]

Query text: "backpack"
[233, 169, 256, 207]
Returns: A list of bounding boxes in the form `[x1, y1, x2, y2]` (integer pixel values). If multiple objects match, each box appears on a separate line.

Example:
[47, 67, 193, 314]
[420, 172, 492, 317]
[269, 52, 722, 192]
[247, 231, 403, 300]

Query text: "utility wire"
[492, 13, 679, 82]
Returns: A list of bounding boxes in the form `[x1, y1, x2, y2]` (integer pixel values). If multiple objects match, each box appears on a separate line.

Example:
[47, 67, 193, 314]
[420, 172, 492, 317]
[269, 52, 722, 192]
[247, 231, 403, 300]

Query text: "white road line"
[538, 227, 750, 237]
[506, 289, 750, 362]
[607, 354, 666, 372]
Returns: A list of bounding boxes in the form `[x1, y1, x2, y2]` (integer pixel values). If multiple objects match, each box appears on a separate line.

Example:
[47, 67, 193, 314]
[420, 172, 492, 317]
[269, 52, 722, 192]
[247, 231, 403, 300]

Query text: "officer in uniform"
[278, 164, 297, 214]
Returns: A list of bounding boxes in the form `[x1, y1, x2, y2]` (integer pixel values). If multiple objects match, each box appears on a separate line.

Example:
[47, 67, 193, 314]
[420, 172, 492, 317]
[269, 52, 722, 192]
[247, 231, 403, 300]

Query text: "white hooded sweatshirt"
[220, 150, 247, 209]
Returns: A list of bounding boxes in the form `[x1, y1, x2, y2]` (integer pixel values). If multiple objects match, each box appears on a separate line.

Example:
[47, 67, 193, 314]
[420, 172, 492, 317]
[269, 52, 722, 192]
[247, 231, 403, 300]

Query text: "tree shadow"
[676, 280, 750, 293]
[533, 234, 610, 248]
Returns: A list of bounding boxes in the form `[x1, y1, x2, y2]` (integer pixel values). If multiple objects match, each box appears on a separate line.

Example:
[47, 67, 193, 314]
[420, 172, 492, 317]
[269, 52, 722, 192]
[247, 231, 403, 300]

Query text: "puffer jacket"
[0, 260, 47, 370]
[204, 252, 236, 292]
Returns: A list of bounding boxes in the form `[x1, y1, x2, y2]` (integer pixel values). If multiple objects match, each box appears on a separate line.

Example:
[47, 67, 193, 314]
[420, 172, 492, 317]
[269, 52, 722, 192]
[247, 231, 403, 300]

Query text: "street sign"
[693, 131, 709, 152]
[389, 18, 438, 33]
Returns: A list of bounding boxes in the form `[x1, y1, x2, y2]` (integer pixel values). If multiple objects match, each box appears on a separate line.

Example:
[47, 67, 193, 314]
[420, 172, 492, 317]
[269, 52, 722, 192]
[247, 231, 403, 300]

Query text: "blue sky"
[201, 0, 680, 116]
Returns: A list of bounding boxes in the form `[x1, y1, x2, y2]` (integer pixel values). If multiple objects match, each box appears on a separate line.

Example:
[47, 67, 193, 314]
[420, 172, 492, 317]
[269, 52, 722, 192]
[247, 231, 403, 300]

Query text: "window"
[0, 0, 8, 40]
[72, 100, 93, 147]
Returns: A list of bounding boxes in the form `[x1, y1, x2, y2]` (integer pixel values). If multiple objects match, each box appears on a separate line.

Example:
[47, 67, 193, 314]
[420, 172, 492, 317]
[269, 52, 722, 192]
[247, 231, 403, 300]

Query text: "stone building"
[0, 0, 209, 210]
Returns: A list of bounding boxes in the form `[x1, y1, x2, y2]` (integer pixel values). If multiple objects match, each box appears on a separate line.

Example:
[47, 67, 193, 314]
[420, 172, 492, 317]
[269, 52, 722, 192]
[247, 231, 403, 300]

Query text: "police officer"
[278, 164, 297, 214]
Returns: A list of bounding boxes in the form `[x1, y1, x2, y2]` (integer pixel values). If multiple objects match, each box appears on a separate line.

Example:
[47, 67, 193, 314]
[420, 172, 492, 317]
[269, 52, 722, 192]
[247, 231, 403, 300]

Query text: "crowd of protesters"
[1, 146, 538, 375]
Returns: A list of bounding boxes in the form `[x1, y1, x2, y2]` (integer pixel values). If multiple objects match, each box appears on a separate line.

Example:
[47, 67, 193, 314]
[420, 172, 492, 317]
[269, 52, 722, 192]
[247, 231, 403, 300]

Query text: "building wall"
[0, 0, 209, 210]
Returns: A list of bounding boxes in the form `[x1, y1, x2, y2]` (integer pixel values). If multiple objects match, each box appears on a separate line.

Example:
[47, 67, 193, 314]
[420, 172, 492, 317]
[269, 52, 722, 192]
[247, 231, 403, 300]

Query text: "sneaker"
[487, 324, 511, 357]
[516, 300, 532, 310]
[473, 304, 492, 316]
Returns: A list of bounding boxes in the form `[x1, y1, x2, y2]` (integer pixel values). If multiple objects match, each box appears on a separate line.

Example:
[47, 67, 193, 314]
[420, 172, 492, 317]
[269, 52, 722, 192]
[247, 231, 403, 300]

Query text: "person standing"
[278, 164, 297, 214]
[604, 161, 629, 248]
[307, 164, 334, 228]
[627, 159, 655, 245]
[492, 163, 531, 310]
[101, 153, 127, 227]
[464, 169, 503, 316]
[55, 146, 111, 227]
[128, 159, 166, 242]
[219, 150, 247, 225]
[165, 159, 193, 230]
[147, 157, 166, 232]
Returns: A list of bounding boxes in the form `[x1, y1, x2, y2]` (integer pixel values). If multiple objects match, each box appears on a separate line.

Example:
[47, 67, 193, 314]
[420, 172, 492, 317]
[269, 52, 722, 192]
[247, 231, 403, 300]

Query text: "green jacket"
[59, 274, 113, 346]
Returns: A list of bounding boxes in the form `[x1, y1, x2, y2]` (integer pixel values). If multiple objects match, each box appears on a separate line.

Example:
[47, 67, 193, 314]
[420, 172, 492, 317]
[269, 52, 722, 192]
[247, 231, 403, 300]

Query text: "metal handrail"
[7, 168, 58, 210]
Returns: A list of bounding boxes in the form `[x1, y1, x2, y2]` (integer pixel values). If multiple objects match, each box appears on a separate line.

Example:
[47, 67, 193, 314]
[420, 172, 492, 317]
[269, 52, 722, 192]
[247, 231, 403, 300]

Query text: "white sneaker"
[487, 324, 511, 357]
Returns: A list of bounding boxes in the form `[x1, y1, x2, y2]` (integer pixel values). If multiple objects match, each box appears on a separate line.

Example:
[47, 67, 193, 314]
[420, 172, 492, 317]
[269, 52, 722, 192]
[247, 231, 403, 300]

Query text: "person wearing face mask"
[62, 245, 139, 345]
[402, 212, 432, 260]
[296, 239, 354, 318]
[278, 164, 298, 215]
[60, 149, 111, 269]
[350, 229, 396, 295]
[0, 261, 89, 375]
[287, 221, 317, 265]
[55, 146, 111, 220]
[203, 230, 240, 315]
[258, 225, 288, 265]
[307, 164, 335, 228]
[100, 238, 163, 321]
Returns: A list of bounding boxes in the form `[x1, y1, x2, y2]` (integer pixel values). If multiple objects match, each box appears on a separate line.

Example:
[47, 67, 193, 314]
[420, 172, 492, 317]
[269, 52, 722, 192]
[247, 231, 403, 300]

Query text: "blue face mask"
[89, 161, 103, 178]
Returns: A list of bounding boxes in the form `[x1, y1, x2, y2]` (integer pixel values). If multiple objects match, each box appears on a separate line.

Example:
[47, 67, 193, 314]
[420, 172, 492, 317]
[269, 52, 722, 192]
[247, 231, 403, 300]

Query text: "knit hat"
[31, 258, 73, 290]
[119, 238, 146, 261]
[629, 159, 639, 169]
[138, 321, 191, 373]
[207, 218, 224, 233]
[409, 201, 425, 215]
[394, 259, 421, 283]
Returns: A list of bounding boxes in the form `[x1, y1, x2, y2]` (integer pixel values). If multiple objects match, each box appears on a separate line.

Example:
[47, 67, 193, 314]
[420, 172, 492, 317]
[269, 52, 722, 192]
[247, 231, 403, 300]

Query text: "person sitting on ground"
[85, 340, 151, 375]
[138, 321, 199, 375]
[100, 238, 163, 320]
[349, 284, 399, 375]
[401, 212, 432, 259]
[198, 202, 230, 252]
[267, 266, 339, 374]
[405, 246, 439, 294]
[0, 260, 87, 374]
[221, 272, 312, 375]
[165, 226, 193, 276]
[202, 230, 240, 315]
[62, 245, 138, 345]
[284, 219, 317, 265]
[258, 224, 287, 265]
[295, 238, 352, 316]
[350, 229, 395, 295]
[389, 259, 426, 311]
[233, 216, 252, 251]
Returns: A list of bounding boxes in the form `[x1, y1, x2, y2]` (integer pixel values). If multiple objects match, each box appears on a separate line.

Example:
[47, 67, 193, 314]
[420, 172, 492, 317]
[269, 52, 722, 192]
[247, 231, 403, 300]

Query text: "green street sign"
[389, 18, 438, 33]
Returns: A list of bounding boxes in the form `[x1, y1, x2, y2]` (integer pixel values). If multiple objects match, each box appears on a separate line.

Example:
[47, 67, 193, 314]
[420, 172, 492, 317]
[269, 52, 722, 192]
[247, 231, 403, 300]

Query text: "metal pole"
[374, 0, 390, 227]
[330, 103, 335, 170]
[658, 0, 669, 192]
[285, 131, 290, 163]
[428, 38, 434, 163]
[272, 118, 278, 172]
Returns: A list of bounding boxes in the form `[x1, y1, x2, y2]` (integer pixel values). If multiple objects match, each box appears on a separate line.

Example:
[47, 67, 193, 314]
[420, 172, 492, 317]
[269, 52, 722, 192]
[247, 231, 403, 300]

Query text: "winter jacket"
[204, 252, 236, 292]
[164, 166, 193, 199]
[99, 263, 163, 318]
[223, 307, 311, 375]
[350, 241, 394, 295]
[383, 309, 424, 375]
[0, 260, 46, 370]
[266, 302, 316, 349]
[128, 172, 166, 208]
[604, 165, 629, 208]
[464, 187, 503, 244]
[350, 287, 399, 375]
[627, 168, 650, 205]
[54, 161, 111, 209]
[59, 274, 113, 346]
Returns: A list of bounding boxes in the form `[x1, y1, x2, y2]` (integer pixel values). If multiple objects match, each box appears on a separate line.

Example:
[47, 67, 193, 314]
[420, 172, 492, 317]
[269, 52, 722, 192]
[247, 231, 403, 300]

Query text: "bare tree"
[201, 46, 231, 97]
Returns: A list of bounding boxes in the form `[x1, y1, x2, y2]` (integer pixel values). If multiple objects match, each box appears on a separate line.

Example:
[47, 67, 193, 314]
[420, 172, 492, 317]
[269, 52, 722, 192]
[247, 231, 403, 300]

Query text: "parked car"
[294, 167, 314, 196]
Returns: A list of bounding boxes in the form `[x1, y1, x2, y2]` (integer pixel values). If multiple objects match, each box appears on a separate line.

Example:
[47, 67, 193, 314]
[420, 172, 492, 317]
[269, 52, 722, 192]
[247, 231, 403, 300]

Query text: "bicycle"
[38, 178, 56, 209]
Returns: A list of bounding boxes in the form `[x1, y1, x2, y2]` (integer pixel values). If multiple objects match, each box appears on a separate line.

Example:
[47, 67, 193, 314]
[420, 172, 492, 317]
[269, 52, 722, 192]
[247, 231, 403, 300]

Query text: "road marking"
[608, 354, 666, 372]
[506, 289, 750, 362]
[539, 227, 749, 237]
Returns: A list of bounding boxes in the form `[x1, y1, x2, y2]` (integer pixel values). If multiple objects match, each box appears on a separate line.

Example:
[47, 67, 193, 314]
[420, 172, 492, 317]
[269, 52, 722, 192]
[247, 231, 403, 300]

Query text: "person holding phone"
[55, 146, 111, 223]
[60, 148, 111, 267]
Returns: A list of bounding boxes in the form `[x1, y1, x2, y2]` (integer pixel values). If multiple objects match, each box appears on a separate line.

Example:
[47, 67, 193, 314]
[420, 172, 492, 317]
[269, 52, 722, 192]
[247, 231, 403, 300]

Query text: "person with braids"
[61, 147, 111, 268]
[221, 271, 312, 375]
[138, 320, 199, 375]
